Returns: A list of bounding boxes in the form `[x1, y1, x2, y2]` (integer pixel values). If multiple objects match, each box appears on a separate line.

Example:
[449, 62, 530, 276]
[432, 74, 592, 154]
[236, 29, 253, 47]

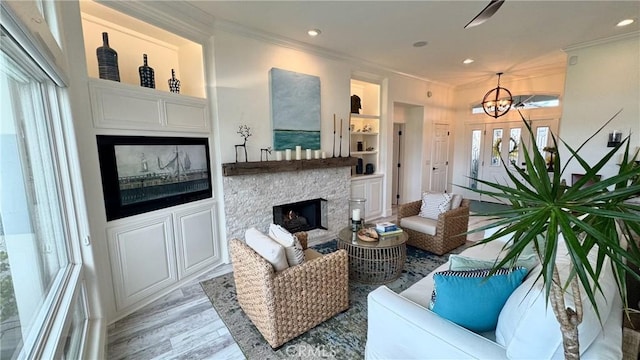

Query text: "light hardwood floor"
[106, 264, 245, 360]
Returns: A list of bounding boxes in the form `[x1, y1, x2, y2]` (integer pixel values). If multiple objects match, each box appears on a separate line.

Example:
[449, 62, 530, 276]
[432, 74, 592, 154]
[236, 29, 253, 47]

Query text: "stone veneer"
[223, 167, 351, 244]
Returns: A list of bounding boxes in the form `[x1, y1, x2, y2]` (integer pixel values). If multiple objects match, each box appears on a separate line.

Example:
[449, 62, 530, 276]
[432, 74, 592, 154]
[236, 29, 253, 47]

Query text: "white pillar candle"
[285, 149, 292, 160]
[321, 151, 326, 159]
[295, 146, 302, 160]
[352, 208, 361, 221]
[306, 148, 312, 159]
[275, 151, 282, 161]
[314, 150, 321, 159]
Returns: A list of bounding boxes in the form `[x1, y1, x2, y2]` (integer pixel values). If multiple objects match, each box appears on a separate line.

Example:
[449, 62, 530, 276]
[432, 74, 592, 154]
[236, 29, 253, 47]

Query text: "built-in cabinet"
[107, 201, 218, 311]
[351, 174, 383, 220]
[80, 3, 221, 316]
[350, 78, 384, 220]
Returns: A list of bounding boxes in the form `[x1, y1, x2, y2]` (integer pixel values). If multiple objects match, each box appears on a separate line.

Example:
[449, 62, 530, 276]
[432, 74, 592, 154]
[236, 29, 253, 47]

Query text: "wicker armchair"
[397, 199, 470, 255]
[229, 237, 349, 349]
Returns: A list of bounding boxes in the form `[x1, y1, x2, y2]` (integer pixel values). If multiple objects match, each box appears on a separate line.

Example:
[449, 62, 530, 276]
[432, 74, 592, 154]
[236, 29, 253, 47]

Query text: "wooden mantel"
[222, 157, 358, 176]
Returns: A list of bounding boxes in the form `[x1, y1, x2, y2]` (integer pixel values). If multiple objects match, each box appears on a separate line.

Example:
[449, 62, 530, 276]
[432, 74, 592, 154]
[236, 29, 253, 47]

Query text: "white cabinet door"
[174, 204, 219, 279]
[367, 176, 383, 219]
[351, 179, 366, 200]
[165, 98, 209, 132]
[107, 214, 177, 311]
[351, 175, 384, 221]
[90, 81, 163, 130]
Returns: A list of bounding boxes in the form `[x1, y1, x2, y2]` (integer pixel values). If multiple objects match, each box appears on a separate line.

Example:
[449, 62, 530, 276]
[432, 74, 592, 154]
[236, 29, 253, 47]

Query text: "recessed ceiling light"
[413, 41, 428, 47]
[308, 29, 321, 37]
[617, 19, 634, 27]
[463, 58, 475, 64]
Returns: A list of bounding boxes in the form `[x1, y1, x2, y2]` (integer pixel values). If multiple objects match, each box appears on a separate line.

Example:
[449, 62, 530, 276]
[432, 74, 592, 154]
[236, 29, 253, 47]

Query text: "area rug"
[200, 241, 471, 360]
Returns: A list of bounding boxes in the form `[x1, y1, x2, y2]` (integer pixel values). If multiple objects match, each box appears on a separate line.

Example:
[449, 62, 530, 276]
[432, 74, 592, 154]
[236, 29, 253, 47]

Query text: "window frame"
[1, 2, 90, 359]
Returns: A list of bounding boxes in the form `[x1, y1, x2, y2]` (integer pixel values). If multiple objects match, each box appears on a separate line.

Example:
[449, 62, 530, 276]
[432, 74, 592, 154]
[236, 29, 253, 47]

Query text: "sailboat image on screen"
[157, 146, 192, 180]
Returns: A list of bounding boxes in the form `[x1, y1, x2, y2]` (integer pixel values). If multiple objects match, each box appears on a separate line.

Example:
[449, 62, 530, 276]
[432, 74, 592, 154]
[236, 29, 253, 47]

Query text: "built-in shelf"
[351, 151, 378, 155]
[222, 157, 358, 176]
[80, 1, 205, 98]
[350, 113, 379, 119]
[350, 132, 378, 136]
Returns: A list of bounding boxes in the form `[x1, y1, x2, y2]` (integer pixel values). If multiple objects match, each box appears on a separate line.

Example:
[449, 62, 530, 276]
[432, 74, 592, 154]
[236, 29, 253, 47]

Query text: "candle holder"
[349, 198, 366, 232]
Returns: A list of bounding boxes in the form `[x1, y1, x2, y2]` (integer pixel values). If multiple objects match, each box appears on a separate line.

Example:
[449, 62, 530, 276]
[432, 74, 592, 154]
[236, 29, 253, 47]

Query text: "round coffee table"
[337, 226, 408, 284]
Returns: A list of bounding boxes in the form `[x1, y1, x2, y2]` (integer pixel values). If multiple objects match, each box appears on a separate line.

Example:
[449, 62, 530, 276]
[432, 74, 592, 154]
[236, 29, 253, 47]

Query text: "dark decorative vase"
[168, 69, 180, 94]
[356, 158, 364, 174]
[365, 163, 374, 174]
[138, 54, 155, 88]
[96, 32, 120, 82]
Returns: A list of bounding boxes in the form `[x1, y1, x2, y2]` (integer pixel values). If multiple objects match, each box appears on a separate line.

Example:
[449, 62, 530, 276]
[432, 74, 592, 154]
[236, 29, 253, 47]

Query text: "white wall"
[560, 34, 640, 180]
[213, 30, 455, 217]
[214, 31, 352, 164]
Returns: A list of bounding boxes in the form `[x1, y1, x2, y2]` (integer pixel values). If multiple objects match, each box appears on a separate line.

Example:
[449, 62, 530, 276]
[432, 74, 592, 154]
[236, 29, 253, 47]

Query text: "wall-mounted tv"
[96, 135, 212, 221]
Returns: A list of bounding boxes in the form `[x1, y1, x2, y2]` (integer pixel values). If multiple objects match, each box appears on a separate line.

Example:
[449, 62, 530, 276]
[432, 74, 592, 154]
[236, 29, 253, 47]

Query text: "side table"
[337, 226, 407, 285]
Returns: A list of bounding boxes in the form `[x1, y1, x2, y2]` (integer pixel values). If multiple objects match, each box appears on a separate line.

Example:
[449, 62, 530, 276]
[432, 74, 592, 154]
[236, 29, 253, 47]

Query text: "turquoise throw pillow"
[429, 267, 527, 333]
[449, 253, 539, 273]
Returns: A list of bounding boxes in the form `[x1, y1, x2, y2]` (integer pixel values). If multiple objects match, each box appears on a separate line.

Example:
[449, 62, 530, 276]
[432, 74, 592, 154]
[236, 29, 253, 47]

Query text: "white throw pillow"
[495, 234, 617, 359]
[419, 192, 452, 220]
[450, 194, 463, 210]
[245, 227, 289, 271]
[268, 224, 305, 266]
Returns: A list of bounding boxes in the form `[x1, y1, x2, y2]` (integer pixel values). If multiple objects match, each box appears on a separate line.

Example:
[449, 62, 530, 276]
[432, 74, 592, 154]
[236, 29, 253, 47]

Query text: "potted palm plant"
[463, 111, 640, 359]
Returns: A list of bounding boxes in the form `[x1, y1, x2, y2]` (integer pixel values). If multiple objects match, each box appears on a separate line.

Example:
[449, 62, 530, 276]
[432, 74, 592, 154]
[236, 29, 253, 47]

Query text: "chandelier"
[482, 72, 513, 118]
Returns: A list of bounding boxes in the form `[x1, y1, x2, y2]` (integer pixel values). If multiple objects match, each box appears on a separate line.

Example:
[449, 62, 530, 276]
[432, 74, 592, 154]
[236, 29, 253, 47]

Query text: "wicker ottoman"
[337, 227, 408, 284]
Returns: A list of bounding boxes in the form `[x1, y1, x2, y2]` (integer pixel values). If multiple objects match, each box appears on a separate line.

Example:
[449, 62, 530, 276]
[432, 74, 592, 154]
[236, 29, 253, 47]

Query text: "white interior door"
[430, 124, 449, 193]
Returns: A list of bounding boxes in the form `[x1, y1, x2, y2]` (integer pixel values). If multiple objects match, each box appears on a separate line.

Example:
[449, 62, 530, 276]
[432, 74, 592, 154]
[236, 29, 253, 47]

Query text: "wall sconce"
[607, 130, 622, 147]
[482, 72, 513, 119]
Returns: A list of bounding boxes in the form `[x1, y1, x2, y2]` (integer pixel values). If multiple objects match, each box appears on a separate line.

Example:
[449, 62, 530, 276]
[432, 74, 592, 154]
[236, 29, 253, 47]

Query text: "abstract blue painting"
[270, 68, 321, 150]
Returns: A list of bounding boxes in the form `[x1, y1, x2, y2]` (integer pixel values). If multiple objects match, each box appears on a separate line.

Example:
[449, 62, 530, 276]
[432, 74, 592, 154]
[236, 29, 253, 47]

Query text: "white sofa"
[366, 232, 623, 359]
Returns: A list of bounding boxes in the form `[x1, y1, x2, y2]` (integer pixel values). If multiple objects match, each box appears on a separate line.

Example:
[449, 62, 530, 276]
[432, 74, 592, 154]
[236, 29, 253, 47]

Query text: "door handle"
[432, 167, 437, 170]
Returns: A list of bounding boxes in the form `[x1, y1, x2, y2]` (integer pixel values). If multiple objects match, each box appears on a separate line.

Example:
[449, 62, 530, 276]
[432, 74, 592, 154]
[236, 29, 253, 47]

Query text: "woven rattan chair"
[229, 235, 349, 349]
[397, 199, 470, 255]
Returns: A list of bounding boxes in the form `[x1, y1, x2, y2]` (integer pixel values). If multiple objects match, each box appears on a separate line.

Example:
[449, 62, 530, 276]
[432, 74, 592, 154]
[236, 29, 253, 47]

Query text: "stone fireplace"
[222, 159, 354, 245]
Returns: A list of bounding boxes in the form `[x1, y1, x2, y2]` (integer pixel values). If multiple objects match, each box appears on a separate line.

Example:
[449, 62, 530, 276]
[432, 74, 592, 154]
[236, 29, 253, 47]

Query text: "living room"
[1, 1, 639, 359]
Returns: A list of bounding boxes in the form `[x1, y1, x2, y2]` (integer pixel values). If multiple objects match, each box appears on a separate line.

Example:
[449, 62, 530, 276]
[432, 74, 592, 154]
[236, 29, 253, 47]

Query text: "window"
[472, 94, 560, 114]
[469, 130, 482, 189]
[1, 9, 87, 360]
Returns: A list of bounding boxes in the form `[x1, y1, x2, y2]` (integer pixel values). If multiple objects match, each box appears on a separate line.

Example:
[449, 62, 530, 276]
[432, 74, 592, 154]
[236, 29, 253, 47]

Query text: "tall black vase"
[96, 32, 120, 82]
[138, 54, 155, 88]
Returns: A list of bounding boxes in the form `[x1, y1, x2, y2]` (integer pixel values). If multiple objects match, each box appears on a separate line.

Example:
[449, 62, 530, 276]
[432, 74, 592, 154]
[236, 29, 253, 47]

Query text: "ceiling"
[186, 1, 640, 87]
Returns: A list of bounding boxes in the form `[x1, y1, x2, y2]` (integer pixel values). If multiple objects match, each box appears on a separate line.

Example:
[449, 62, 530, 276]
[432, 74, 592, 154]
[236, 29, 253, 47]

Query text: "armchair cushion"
[419, 192, 452, 220]
[269, 224, 305, 266]
[245, 227, 289, 271]
[400, 215, 437, 235]
[450, 194, 463, 209]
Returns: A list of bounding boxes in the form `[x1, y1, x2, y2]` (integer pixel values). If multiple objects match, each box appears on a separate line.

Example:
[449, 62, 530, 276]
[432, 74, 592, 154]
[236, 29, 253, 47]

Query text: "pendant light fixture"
[482, 72, 513, 118]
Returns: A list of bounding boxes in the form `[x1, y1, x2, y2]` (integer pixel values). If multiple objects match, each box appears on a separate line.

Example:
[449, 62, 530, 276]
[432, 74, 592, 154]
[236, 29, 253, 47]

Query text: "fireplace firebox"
[273, 198, 328, 233]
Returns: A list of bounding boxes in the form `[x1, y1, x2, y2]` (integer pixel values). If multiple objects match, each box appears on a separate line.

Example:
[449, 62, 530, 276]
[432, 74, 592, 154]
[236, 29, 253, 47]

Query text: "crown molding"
[95, 0, 214, 44]
[563, 31, 639, 52]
